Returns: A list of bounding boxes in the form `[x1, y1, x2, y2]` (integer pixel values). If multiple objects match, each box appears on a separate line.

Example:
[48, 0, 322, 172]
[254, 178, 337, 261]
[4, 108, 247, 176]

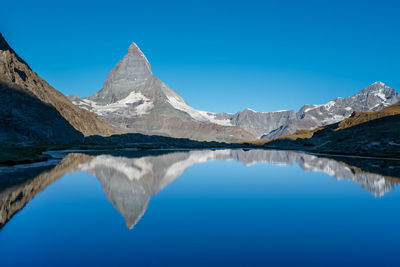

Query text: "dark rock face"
[0, 33, 116, 142]
[0, 82, 83, 143]
[69, 43, 256, 143]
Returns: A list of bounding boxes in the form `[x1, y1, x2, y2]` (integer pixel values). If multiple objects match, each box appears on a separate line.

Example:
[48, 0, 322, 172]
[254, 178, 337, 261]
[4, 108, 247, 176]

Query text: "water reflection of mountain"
[0, 149, 399, 229]
[73, 150, 400, 229]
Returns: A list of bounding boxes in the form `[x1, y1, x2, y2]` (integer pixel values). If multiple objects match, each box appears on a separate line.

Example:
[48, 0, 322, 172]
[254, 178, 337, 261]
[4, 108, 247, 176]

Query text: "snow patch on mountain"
[167, 95, 232, 126]
[72, 91, 153, 116]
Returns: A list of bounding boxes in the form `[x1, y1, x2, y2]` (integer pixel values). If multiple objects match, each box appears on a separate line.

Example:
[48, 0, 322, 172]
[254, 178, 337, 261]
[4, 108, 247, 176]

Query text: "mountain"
[263, 104, 400, 157]
[68, 43, 255, 143]
[0, 33, 116, 143]
[215, 109, 297, 139]
[219, 81, 400, 139]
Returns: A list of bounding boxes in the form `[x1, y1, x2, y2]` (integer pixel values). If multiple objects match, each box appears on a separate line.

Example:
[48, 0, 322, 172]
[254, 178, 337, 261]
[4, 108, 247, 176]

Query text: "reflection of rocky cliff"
[74, 149, 399, 229]
[0, 153, 92, 229]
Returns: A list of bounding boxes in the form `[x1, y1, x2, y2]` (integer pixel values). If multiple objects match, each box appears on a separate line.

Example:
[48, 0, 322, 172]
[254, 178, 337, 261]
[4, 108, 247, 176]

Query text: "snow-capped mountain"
[218, 81, 400, 139]
[68, 42, 399, 142]
[68, 43, 255, 142]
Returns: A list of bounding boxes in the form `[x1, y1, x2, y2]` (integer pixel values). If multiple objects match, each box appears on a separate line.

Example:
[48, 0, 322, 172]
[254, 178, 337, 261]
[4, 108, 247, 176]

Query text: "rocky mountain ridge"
[217, 81, 400, 139]
[0, 33, 116, 142]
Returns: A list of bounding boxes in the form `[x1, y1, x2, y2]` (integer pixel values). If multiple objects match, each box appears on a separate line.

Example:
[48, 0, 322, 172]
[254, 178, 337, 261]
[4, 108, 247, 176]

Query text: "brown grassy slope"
[336, 104, 400, 130]
[0, 33, 116, 137]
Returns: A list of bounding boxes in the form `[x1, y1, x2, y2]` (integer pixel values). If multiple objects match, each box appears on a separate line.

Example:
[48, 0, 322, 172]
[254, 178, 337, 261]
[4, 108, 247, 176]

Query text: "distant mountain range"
[221, 81, 399, 139]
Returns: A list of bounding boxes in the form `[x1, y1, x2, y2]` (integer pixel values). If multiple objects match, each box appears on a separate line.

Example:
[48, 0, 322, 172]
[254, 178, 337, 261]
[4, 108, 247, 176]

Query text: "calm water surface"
[0, 149, 400, 266]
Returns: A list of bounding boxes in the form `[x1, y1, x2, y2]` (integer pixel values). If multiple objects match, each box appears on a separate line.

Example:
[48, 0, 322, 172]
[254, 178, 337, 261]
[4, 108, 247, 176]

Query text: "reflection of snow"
[78, 155, 153, 181]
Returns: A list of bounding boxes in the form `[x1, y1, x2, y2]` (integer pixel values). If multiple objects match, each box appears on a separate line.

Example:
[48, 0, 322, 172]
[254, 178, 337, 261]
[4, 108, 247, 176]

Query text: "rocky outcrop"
[0, 33, 116, 139]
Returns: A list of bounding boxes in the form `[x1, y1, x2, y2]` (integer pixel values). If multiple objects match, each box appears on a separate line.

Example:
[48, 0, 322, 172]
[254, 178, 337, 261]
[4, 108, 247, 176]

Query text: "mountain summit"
[69, 42, 255, 142]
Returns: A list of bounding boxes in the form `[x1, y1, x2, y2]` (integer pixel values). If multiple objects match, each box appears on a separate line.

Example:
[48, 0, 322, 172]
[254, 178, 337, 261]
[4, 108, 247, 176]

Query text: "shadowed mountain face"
[1, 149, 398, 230]
[0, 81, 83, 143]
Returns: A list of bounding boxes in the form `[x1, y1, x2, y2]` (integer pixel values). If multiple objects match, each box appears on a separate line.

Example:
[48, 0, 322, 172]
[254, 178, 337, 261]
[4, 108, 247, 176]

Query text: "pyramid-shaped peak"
[128, 42, 146, 57]
[372, 81, 386, 87]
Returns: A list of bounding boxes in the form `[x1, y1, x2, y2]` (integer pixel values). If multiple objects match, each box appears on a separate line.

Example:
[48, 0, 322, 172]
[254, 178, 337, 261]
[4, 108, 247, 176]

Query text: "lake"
[1, 149, 400, 266]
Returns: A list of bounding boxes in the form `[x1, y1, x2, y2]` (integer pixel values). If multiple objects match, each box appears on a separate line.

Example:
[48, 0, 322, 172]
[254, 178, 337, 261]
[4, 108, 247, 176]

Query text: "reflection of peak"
[76, 152, 194, 229]
[73, 149, 399, 229]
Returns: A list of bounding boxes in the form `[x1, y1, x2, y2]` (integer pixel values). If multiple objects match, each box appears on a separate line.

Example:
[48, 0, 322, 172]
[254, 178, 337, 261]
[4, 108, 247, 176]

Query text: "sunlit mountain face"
[1, 149, 398, 230]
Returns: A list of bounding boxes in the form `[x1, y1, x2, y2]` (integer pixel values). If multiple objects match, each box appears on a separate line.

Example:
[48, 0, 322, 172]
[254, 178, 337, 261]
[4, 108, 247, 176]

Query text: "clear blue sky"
[1, 0, 399, 113]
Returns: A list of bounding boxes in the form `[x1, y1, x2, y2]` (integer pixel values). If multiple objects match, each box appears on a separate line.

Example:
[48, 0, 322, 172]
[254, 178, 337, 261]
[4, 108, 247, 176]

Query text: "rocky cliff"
[0, 33, 116, 140]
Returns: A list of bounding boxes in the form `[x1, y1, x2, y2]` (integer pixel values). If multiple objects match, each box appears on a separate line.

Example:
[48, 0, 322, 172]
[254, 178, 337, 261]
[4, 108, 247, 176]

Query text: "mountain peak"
[372, 81, 386, 87]
[128, 42, 145, 56]
[125, 41, 152, 75]
[0, 33, 29, 66]
[361, 81, 393, 94]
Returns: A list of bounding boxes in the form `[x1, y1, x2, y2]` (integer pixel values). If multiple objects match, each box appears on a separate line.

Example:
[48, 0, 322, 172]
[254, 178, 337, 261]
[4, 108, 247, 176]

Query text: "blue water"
[0, 149, 399, 266]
